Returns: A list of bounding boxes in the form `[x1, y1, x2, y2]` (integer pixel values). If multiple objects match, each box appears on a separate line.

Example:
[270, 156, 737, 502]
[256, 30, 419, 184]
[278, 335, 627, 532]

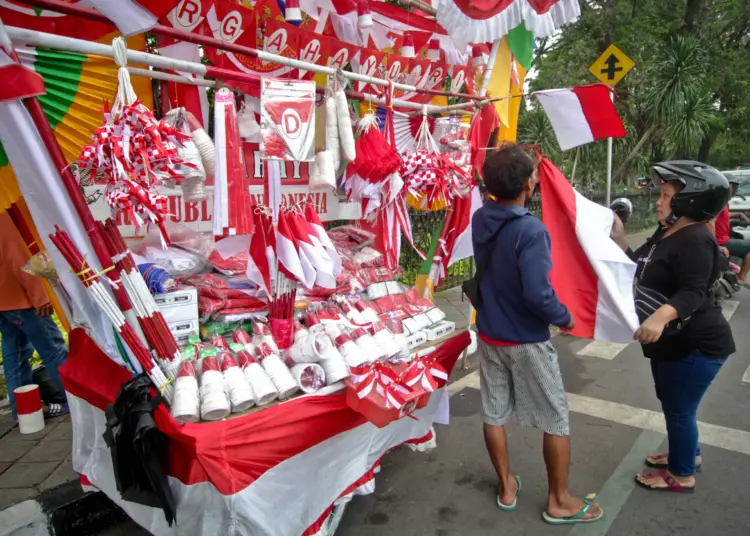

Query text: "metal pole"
[571, 148, 579, 182]
[605, 90, 614, 206]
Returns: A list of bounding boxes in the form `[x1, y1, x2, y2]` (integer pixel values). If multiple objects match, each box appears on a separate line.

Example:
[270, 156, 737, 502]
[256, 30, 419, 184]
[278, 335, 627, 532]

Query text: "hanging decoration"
[260, 78, 316, 162]
[77, 38, 191, 247]
[435, 0, 581, 43]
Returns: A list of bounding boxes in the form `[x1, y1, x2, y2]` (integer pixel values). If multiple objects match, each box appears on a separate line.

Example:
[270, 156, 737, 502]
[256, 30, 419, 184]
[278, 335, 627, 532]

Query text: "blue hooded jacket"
[472, 201, 571, 343]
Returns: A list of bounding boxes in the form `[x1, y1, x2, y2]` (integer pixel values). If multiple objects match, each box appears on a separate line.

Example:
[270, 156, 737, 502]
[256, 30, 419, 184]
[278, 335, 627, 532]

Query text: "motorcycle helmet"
[650, 161, 730, 222]
[725, 176, 740, 196]
[610, 197, 633, 223]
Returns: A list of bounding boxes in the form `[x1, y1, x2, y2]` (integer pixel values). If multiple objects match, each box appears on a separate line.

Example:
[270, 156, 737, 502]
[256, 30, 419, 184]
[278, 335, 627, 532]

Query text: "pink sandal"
[635, 470, 695, 493]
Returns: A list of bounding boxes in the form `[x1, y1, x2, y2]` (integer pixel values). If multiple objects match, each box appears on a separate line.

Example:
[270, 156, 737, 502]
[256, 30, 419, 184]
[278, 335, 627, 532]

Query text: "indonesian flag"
[535, 85, 626, 151]
[247, 209, 275, 296]
[276, 210, 307, 286]
[83, 0, 180, 36]
[539, 156, 639, 343]
[445, 187, 483, 268]
[0, 44, 45, 102]
[305, 204, 342, 274]
[286, 211, 322, 289]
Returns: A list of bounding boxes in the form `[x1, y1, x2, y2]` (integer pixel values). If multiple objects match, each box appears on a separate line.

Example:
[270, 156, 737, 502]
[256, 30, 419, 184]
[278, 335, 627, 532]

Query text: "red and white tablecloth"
[61, 328, 469, 536]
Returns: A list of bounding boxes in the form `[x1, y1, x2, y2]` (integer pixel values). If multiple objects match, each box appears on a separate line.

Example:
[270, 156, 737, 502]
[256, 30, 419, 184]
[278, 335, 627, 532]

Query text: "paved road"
[335, 294, 750, 536]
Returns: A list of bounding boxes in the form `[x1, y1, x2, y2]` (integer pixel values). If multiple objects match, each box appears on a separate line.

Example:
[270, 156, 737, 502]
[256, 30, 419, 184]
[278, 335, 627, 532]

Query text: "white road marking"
[576, 341, 630, 360]
[721, 299, 740, 320]
[743, 365, 750, 384]
[449, 371, 750, 456]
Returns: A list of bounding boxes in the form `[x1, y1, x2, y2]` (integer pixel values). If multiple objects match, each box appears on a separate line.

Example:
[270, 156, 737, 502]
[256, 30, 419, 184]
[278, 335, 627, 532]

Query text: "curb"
[0, 482, 128, 536]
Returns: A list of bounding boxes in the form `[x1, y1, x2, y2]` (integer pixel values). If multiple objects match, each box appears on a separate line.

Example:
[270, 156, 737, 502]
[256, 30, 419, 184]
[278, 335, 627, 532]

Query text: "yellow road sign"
[589, 44, 635, 86]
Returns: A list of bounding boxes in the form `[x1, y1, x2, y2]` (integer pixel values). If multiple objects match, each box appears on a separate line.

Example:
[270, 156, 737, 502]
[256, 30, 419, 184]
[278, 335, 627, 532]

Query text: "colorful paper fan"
[393, 111, 436, 155]
[0, 37, 154, 209]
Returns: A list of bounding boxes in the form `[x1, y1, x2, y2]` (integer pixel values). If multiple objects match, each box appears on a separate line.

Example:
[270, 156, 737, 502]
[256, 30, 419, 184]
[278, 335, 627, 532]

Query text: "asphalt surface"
[101, 286, 750, 536]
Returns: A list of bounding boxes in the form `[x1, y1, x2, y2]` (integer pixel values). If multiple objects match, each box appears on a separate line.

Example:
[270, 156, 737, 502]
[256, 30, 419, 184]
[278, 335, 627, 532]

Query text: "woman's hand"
[610, 213, 629, 252]
[634, 305, 679, 344]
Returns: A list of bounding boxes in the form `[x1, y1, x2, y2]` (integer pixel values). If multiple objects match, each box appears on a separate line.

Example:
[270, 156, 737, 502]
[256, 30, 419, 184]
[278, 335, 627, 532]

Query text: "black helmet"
[650, 161, 730, 222]
[610, 197, 633, 223]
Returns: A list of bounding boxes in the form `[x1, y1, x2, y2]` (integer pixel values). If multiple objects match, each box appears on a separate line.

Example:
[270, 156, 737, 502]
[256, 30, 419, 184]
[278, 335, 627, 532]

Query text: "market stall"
[0, 1, 585, 534]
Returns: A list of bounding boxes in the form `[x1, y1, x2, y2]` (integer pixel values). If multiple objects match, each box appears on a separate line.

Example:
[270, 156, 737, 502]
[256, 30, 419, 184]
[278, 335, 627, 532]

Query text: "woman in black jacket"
[611, 161, 735, 493]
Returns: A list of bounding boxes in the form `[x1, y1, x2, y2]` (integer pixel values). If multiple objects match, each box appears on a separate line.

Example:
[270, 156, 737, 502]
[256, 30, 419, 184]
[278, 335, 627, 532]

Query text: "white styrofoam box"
[424, 320, 455, 341]
[169, 318, 199, 347]
[154, 287, 198, 324]
[406, 331, 427, 349]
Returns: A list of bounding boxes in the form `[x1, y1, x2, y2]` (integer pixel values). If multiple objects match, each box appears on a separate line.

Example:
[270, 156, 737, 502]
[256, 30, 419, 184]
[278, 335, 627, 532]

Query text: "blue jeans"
[651, 351, 726, 477]
[0, 309, 68, 419]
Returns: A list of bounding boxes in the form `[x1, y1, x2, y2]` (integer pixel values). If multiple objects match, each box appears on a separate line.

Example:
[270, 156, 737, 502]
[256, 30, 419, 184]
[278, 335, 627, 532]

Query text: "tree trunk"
[613, 124, 656, 183]
[684, 0, 704, 31]
[698, 134, 713, 162]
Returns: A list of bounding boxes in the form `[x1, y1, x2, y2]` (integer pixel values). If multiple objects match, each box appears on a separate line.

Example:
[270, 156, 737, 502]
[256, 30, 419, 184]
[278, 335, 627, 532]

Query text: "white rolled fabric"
[372, 329, 401, 358]
[199, 370, 230, 421]
[360, 307, 380, 324]
[393, 332, 411, 360]
[291, 363, 326, 393]
[323, 323, 343, 340]
[171, 375, 200, 423]
[192, 127, 215, 177]
[261, 354, 299, 400]
[316, 343, 350, 384]
[223, 366, 256, 413]
[354, 333, 384, 362]
[243, 362, 278, 406]
[338, 339, 368, 368]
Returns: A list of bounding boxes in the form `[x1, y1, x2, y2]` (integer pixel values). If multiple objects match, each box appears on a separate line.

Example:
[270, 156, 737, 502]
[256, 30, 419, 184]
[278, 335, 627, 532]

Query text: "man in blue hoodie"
[472, 144, 602, 525]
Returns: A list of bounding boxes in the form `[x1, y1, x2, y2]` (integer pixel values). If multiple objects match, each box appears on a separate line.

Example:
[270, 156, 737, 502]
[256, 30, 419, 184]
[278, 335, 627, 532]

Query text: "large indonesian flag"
[539, 156, 639, 343]
[83, 0, 180, 36]
[435, 0, 580, 42]
[535, 85, 626, 151]
[61, 328, 468, 536]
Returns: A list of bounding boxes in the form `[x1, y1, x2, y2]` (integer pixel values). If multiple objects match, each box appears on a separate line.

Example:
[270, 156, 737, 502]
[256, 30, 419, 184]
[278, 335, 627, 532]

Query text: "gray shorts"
[478, 339, 570, 436]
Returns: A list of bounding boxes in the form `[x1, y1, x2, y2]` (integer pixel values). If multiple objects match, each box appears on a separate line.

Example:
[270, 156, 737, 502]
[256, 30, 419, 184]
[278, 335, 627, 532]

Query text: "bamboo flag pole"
[16, 0, 483, 103]
[5, 26, 483, 114]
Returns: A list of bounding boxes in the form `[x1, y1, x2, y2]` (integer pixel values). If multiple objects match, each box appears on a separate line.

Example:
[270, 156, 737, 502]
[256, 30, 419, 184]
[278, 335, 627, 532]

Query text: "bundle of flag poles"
[99, 219, 181, 377]
[49, 227, 175, 402]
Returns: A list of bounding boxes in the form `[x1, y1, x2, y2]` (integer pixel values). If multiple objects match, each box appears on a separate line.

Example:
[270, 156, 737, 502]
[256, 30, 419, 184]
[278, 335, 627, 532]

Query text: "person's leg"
[645, 360, 702, 468]
[740, 252, 750, 282]
[477, 341, 517, 506]
[637, 352, 726, 489]
[0, 311, 35, 420]
[725, 239, 750, 283]
[17, 309, 68, 396]
[512, 342, 601, 521]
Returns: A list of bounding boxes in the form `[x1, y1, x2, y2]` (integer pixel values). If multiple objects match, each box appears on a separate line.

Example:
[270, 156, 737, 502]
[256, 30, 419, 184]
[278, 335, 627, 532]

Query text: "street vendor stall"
[0, 1, 583, 534]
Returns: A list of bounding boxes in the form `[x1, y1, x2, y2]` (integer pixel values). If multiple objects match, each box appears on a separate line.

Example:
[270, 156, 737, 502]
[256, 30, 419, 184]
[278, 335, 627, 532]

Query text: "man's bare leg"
[484, 423, 518, 505]
[543, 433, 602, 519]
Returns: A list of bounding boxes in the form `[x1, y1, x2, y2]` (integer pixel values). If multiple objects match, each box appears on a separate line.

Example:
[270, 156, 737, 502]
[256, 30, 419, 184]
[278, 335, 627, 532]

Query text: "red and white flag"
[247, 210, 275, 296]
[286, 211, 321, 289]
[0, 43, 45, 102]
[305, 204, 342, 274]
[535, 85, 626, 151]
[445, 187, 483, 268]
[84, 0, 180, 36]
[293, 210, 336, 289]
[539, 156, 638, 343]
[276, 210, 306, 285]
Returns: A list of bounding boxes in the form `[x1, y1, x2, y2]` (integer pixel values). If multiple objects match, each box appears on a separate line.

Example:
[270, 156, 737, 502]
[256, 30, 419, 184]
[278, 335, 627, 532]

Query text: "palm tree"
[614, 36, 716, 180]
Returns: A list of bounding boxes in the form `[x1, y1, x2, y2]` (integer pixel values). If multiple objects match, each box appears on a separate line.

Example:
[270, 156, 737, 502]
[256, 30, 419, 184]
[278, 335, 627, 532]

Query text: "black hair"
[482, 144, 535, 200]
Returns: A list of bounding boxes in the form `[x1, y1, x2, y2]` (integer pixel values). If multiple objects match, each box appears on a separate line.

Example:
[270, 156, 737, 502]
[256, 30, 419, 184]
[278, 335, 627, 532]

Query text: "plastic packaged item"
[233, 344, 278, 406]
[426, 307, 446, 325]
[291, 363, 326, 393]
[384, 318, 410, 360]
[424, 320, 456, 341]
[261, 78, 316, 161]
[339, 300, 367, 325]
[255, 343, 298, 399]
[406, 331, 427, 349]
[171, 360, 200, 423]
[335, 333, 368, 368]
[199, 356, 231, 421]
[369, 322, 401, 358]
[314, 337, 350, 384]
[219, 350, 256, 412]
[250, 322, 280, 354]
[351, 328, 384, 362]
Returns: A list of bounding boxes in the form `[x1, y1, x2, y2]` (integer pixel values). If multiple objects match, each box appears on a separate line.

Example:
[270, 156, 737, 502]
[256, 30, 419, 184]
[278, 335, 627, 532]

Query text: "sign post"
[589, 44, 635, 206]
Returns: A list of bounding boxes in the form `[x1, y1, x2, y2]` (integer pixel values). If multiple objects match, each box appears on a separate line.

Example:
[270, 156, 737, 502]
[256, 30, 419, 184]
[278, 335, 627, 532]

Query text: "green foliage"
[522, 0, 750, 186]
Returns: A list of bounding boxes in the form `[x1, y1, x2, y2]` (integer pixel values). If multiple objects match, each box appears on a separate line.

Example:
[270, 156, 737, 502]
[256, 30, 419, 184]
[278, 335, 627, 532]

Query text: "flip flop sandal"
[635, 470, 695, 493]
[542, 497, 604, 525]
[44, 403, 70, 419]
[645, 453, 702, 472]
[496, 476, 522, 511]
